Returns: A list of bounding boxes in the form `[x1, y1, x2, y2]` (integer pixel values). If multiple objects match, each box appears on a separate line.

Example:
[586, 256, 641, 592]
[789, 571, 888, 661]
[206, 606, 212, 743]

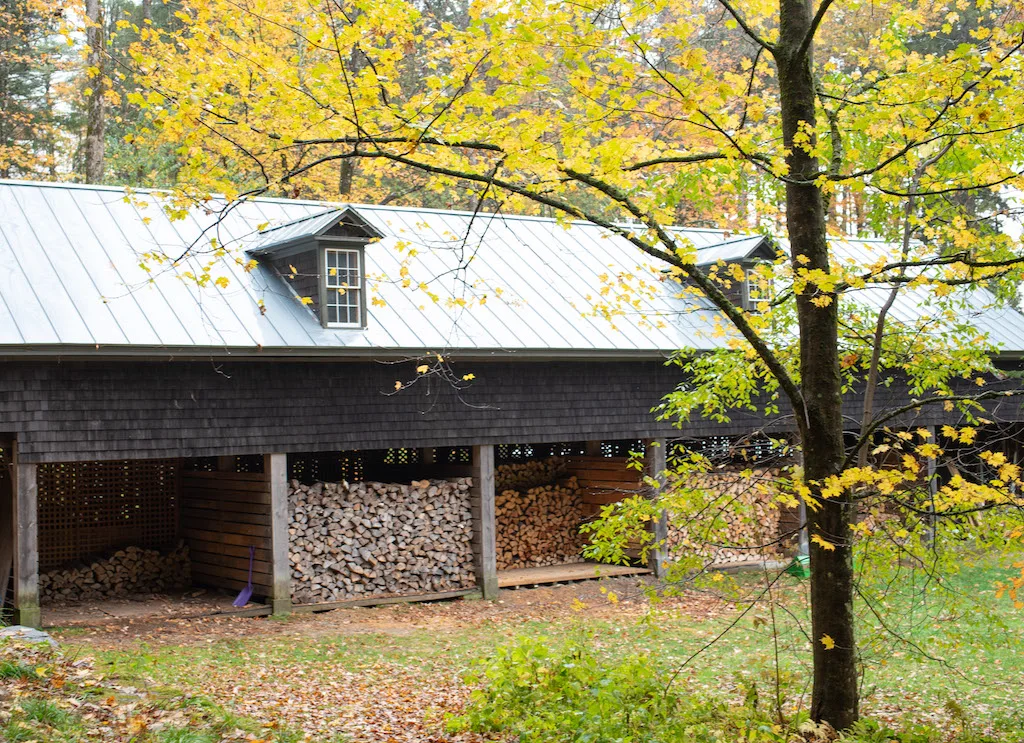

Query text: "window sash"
[324, 248, 363, 327]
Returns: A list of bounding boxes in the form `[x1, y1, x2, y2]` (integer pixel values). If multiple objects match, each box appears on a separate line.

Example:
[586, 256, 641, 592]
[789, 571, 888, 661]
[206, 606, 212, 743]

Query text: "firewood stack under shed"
[665, 469, 782, 564]
[494, 479, 588, 570]
[288, 478, 476, 604]
[39, 543, 190, 603]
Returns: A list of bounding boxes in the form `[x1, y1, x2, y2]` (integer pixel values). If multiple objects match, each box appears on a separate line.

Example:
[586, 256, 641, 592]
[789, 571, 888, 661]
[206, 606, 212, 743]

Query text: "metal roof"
[694, 235, 774, 266]
[0, 178, 1021, 358]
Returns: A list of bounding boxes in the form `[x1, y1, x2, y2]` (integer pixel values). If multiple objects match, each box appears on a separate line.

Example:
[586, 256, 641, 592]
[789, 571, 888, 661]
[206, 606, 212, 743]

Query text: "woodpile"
[495, 456, 566, 491]
[39, 542, 190, 603]
[496, 478, 587, 570]
[666, 469, 782, 565]
[289, 478, 475, 604]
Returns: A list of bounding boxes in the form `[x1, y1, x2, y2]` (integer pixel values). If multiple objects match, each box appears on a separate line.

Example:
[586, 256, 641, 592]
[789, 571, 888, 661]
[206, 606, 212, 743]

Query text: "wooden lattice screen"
[36, 459, 181, 572]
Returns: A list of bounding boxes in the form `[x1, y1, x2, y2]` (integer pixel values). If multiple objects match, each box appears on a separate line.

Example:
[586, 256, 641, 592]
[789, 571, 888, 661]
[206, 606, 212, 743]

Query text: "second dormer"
[694, 235, 778, 311]
[250, 208, 382, 329]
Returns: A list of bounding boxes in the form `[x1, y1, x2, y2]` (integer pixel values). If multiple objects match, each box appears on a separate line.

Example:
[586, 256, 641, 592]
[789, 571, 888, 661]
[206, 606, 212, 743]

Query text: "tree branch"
[842, 389, 1024, 471]
[716, 0, 775, 53]
[795, 0, 836, 62]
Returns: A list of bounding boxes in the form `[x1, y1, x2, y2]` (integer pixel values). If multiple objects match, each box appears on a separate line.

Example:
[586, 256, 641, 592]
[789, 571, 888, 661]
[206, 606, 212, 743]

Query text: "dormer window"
[688, 234, 779, 313]
[325, 248, 362, 327]
[250, 208, 382, 330]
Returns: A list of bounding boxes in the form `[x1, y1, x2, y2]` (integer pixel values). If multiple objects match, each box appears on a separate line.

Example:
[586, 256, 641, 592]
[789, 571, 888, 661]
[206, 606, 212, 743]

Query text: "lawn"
[7, 564, 1023, 742]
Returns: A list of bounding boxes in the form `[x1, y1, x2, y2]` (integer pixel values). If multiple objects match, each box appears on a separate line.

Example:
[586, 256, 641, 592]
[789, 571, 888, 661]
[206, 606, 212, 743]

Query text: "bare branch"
[795, 0, 837, 62]
[716, 0, 775, 53]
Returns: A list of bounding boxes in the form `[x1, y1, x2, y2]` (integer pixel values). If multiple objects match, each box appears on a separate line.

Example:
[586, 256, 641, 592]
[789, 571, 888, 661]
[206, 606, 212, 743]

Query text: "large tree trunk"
[83, 0, 106, 183]
[776, 0, 859, 729]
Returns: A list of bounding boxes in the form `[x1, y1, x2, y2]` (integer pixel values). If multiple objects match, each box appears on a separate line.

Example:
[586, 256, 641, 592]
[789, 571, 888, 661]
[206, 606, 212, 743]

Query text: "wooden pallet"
[498, 562, 650, 588]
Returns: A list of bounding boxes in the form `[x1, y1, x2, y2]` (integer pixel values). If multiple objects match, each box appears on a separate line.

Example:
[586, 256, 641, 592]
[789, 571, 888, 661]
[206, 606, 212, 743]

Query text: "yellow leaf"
[462, 373, 475, 381]
[300, 296, 313, 305]
[811, 534, 836, 551]
[820, 634, 836, 650]
[394, 380, 402, 391]
[416, 364, 429, 374]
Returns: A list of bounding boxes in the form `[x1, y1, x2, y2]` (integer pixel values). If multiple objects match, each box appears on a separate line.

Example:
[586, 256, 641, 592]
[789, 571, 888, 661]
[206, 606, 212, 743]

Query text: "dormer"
[250, 208, 382, 329]
[694, 235, 777, 311]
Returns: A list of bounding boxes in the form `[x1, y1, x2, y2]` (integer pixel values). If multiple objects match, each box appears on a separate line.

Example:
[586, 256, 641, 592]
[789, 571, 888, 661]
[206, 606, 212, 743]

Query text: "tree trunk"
[84, 0, 106, 183]
[777, 0, 859, 729]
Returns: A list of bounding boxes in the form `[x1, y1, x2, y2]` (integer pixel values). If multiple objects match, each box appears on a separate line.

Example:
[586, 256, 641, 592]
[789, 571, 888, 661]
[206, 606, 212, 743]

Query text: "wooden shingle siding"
[0, 359, 1020, 464]
[269, 249, 321, 320]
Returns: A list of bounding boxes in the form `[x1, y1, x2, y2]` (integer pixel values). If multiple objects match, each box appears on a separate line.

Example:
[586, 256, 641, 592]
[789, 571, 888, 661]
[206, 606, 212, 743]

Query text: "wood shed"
[2, 179, 1023, 627]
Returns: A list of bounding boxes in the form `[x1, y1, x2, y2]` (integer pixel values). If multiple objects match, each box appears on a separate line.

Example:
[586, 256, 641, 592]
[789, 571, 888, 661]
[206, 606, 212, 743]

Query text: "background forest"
[5, 0, 1019, 241]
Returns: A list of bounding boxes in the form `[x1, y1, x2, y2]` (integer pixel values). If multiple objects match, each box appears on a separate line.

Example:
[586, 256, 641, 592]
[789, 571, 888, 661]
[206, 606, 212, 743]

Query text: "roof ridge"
[0, 178, 735, 234]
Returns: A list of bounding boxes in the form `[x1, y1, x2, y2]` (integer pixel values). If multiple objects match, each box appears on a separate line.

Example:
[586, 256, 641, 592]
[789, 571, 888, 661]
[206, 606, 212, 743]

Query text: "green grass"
[153, 727, 220, 743]
[19, 698, 76, 729]
[0, 660, 35, 680]
[72, 562, 1024, 739]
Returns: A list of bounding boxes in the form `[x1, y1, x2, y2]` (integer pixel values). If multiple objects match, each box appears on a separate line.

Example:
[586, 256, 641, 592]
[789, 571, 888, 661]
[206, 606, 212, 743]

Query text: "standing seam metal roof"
[0, 179, 1022, 356]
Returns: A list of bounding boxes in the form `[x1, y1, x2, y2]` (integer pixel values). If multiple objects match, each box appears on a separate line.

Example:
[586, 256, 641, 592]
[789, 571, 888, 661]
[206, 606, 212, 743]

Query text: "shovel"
[232, 546, 255, 607]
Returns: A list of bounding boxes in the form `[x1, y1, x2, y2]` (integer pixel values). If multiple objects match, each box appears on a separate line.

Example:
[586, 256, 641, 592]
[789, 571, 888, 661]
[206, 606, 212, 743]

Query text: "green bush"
[449, 634, 1022, 743]
[448, 633, 798, 743]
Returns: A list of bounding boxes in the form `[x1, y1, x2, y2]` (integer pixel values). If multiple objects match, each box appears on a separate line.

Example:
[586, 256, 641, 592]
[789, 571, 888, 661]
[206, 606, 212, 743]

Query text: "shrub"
[448, 633, 798, 743]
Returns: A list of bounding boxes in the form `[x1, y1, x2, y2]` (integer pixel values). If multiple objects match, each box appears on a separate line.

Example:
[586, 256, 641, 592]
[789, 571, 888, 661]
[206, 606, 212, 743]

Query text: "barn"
[1, 178, 1022, 627]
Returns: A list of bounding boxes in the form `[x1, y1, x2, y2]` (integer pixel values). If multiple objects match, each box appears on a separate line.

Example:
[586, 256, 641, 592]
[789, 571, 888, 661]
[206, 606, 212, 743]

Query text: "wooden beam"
[471, 444, 498, 599]
[794, 436, 809, 556]
[0, 446, 12, 615]
[585, 440, 603, 457]
[421, 448, 436, 465]
[12, 444, 40, 628]
[643, 439, 669, 579]
[266, 453, 292, 615]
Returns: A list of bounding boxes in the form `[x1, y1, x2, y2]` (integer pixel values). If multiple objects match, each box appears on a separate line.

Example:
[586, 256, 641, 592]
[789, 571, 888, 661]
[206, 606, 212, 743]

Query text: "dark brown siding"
[269, 249, 321, 321]
[1, 359, 1020, 463]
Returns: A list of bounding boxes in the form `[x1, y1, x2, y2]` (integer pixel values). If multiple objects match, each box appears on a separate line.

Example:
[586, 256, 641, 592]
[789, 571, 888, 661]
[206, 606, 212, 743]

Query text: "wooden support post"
[643, 439, 669, 579]
[471, 444, 498, 599]
[216, 455, 236, 472]
[794, 437, 809, 556]
[12, 445, 40, 628]
[925, 426, 937, 548]
[266, 453, 292, 616]
[1, 443, 13, 616]
[421, 448, 436, 465]
[585, 440, 603, 457]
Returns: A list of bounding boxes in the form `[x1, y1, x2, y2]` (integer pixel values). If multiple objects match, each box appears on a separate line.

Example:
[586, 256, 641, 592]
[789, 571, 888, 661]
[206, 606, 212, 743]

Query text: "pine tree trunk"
[776, 0, 859, 729]
[84, 0, 106, 183]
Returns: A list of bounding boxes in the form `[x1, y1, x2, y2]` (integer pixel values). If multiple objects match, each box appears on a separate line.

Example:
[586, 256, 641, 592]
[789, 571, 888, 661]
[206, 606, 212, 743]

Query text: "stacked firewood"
[495, 478, 586, 570]
[666, 469, 782, 564]
[495, 457, 567, 492]
[39, 542, 190, 603]
[288, 478, 475, 604]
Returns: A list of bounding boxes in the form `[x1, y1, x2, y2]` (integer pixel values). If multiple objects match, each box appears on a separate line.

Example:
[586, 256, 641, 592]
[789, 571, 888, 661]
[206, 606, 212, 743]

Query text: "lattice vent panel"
[36, 459, 181, 572]
[288, 451, 364, 485]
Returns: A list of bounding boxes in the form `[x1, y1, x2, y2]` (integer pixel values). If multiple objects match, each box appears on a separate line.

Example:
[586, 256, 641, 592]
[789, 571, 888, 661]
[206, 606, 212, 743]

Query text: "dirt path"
[52, 576, 727, 649]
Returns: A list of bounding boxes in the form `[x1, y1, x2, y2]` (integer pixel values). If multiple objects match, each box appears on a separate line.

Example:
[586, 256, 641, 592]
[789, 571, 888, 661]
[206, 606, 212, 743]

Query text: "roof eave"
[0, 344, 685, 363]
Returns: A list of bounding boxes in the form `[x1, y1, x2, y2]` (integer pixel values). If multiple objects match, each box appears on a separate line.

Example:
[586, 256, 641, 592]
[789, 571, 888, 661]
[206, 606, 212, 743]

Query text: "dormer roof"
[694, 235, 777, 267]
[250, 207, 383, 257]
